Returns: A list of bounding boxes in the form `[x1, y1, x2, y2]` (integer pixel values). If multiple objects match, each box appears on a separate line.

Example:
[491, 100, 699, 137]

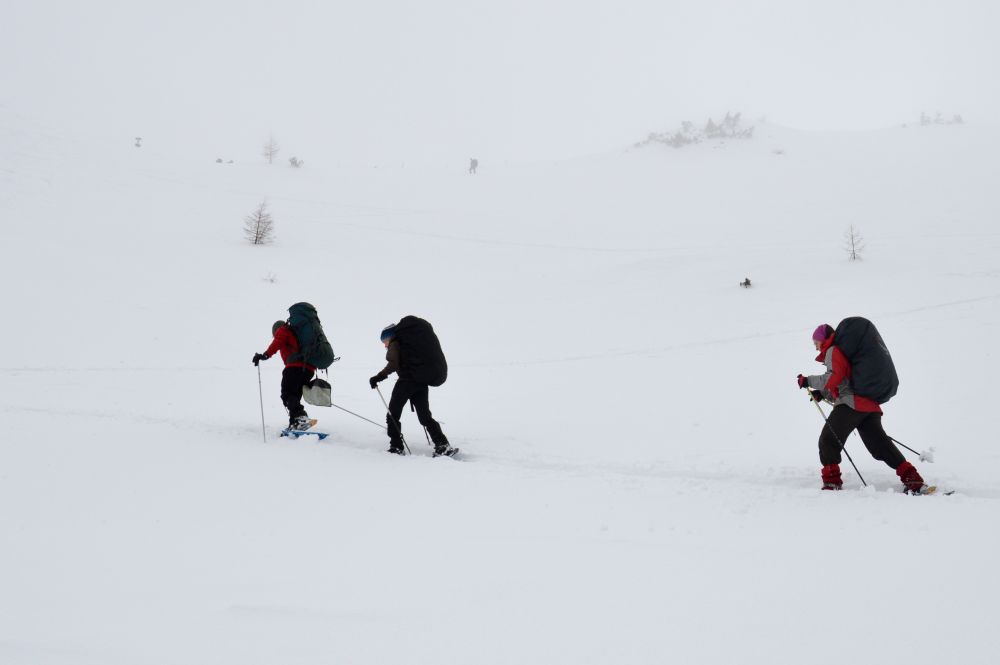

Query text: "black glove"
[369, 376, 380, 389]
[797, 374, 808, 388]
[809, 389, 824, 402]
[253, 353, 266, 366]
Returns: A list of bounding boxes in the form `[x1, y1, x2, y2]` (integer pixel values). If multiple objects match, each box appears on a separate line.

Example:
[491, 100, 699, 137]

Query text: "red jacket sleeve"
[264, 326, 293, 359]
[825, 346, 851, 396]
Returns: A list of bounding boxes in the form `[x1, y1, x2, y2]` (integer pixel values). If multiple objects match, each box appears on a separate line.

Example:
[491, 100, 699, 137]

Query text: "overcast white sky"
[3, 0, 998, 164]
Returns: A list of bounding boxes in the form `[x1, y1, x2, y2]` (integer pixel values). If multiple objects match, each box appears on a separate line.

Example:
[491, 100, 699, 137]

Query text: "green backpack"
[286, 302, 336, 369]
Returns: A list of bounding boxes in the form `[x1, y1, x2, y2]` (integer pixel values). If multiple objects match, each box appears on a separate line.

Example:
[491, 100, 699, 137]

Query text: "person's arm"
[823, 346, 850, 398]
[373, 342, 400, 382]
[263, 325, 297, 360]
[263, 332, 283, 359]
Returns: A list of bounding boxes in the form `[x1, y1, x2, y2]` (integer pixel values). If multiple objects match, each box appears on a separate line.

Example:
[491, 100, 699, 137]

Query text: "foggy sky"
[3, 0, 998, 164]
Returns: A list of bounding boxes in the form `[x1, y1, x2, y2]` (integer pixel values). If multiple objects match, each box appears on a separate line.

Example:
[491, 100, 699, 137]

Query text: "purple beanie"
[812, 324, 834, 342]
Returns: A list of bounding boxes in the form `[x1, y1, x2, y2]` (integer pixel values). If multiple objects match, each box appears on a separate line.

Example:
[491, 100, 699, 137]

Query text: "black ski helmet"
[380, 323, 397, 343]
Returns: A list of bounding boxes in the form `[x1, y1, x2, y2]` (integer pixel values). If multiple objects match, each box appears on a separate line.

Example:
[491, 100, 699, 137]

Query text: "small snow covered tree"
[288, 156, 303, 168]
[244, 201, 275, 245]
[263, 135, 280, 164]
[844, 224, 864, 261]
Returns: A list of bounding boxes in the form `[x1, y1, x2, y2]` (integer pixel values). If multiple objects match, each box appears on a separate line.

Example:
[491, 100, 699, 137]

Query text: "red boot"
[896, 461, 927, 494]
[821, 464, 843, 490]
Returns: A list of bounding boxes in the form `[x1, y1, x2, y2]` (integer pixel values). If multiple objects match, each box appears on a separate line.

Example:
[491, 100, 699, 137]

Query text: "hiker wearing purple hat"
[797, 322, 927, 492]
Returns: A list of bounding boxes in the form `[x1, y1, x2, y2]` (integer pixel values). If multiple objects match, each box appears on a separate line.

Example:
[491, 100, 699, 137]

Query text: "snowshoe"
[280, 419, 327, 440]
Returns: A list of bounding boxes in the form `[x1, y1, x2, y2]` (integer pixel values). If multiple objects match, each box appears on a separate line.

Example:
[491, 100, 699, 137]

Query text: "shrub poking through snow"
[637, 112, 755, 149]
[919, 112, 964, 126]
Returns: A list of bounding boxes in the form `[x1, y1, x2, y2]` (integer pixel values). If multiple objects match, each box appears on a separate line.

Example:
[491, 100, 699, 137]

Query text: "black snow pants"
[818, 404, 905, 469]
[280, 366, 314, 423]
[386, 379, 448, 450]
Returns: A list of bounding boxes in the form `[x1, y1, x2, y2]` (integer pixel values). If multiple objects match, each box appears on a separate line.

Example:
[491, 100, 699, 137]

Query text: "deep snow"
[2, 111, 999, 664]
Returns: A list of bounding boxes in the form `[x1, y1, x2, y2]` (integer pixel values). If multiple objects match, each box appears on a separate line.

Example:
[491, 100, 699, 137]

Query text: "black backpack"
[394, 315, 448, 386]
[834, 317, 899, 403]
[286, 302, 336, 370]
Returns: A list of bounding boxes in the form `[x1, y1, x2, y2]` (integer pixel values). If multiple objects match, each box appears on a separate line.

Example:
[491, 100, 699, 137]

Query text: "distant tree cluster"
[637, 112, 755, 149]
[260, 135, 305, 168]
[919, 112, 964, 126]
[237, 133, 310, 244]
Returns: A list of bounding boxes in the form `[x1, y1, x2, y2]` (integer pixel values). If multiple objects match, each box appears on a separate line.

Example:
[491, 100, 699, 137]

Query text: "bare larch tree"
[844, 224, 864, 260]
[262, 135, 280, 164]
[244, 201, 275, 245]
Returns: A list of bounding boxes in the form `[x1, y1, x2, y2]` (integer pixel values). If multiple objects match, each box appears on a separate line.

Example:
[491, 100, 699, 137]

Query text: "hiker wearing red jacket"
[797, 324, 926, 493]
[253, 321, 315, 429]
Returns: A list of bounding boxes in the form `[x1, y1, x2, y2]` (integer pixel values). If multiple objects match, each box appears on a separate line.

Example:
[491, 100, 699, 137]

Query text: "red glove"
[797, 374, 808, 388]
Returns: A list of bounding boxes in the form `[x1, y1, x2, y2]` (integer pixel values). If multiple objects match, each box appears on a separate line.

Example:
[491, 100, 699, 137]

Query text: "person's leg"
[817, 405, 865, 488]
[855, 413, 905, 468]
[409, 384, 449, 449]
[856, 413, 926, 490]
[818, 405, 864, 465]
[385, 380, 415, 452]
[281, 367, 313, 425]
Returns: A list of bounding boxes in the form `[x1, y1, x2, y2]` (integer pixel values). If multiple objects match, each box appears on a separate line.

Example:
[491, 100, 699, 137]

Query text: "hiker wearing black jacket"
[370, 319, 456, 457]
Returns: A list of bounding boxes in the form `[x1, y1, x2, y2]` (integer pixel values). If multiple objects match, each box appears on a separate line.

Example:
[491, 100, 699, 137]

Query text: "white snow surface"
[2, 112, 1000, 664]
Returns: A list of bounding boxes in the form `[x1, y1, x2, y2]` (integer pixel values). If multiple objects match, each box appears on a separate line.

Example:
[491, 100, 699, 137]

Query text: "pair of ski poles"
[255, 365, 430, 453]
[806, 390, 931, 488]
[373, 385, 439, 454]
[332, 385, 433, 455]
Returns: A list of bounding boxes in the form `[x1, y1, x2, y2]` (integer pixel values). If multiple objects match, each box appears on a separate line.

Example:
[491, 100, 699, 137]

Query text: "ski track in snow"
[1, 402, 988, 499]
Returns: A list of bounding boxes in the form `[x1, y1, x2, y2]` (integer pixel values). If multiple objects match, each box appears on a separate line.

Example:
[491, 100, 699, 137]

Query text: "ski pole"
[257, 364, 266, 442]
[411, 402, 433, 448]
[808, 391, 867, 487]
[887, 436, 933, 463]
[329, 400, 387, 430]
[376, 385, 411, 454]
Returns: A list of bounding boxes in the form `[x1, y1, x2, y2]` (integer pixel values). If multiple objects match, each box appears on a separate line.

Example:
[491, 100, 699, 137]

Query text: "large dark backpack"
[394, 315, 447, 386]
[834, 317, 898, 403]
[286, 302, 336, 370]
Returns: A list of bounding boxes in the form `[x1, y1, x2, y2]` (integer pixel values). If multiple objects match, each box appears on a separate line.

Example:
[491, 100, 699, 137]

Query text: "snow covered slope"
[2, 112, 999, 664]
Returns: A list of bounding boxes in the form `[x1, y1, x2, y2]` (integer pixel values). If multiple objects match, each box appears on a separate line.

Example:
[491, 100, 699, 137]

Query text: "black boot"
[433, 443, 458, 457]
